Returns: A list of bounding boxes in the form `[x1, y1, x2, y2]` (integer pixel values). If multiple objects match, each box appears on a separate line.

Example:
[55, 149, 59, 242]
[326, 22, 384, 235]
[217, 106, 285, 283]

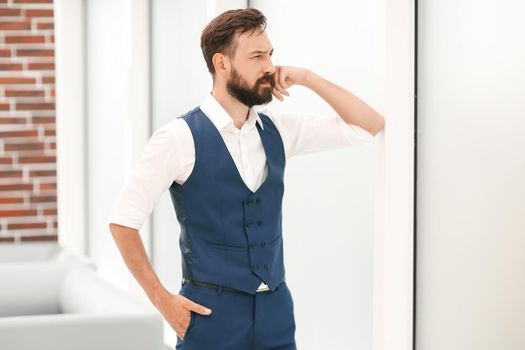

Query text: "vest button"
[249, 241, 257, 248]
[256, 197, 261, 204]
[251, 264, 259, 271]
[256, 219, 262, 226]
[245, 198, 253, 205]
[260, 241, 266, 247]
[263, 263, 270, 270]
[245, 220, 253, 228]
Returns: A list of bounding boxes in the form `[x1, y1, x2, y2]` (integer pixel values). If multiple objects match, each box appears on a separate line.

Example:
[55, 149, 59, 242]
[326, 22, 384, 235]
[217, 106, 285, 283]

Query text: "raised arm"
[271, 66, 385, 136]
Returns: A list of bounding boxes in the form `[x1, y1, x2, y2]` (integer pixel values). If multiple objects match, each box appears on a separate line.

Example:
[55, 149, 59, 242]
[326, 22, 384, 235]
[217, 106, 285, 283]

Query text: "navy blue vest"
[169, 107, 286, 295]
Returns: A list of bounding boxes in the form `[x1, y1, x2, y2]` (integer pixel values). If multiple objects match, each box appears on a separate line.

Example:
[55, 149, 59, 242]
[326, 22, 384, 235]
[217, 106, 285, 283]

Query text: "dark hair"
[200, 8, 267, 76]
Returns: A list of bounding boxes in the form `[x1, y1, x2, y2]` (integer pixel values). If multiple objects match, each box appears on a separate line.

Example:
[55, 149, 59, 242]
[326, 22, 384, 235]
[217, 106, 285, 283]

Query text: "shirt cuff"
[340, 120, 375, 146]
[107, 205, 148, 231]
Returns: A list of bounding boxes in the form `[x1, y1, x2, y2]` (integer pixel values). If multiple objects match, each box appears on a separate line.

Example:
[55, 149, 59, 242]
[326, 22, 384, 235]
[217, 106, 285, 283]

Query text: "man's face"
[225, 29, 276, 107]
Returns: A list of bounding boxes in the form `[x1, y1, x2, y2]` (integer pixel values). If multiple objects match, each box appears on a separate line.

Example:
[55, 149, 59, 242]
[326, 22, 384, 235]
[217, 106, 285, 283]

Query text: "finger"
[272, 88, 284, 101]
[274, 80, 289, 96]
[272, 72, 287, 94]
[274, 65, 281, 82]
[278, 73, 289, 93]
[187, 300, 212, 315]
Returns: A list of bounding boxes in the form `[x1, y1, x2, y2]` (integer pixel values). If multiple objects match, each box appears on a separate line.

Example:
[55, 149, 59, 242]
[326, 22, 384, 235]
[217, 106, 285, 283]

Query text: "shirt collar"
[200, 92, 264, 132]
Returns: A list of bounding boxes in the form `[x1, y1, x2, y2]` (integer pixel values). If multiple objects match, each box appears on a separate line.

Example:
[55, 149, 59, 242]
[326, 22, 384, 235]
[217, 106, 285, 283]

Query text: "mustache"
[257, 74, 275, 87]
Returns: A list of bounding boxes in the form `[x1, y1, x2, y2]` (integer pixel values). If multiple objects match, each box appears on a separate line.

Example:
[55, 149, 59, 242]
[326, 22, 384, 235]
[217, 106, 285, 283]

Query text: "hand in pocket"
[157, 292, 212, 340]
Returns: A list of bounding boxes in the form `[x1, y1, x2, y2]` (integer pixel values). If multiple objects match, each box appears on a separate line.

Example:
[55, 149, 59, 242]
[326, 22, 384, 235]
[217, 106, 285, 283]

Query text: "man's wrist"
[150, 285, 170, 309]
[301, 69, 316, 88]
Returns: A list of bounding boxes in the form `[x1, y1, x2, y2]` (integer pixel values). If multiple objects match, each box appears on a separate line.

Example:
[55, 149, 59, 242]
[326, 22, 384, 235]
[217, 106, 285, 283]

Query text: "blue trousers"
[175, 280, 297, 350]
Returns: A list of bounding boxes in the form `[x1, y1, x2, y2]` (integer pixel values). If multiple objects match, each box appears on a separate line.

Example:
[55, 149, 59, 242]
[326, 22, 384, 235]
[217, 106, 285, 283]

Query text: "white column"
[373, 0, 415, 350]
[85, 0, 152, 296]
[54, 0, 87, 257]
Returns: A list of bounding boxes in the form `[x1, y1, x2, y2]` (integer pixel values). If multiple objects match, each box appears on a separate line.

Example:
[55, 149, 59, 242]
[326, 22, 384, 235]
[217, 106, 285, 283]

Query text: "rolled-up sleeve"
[108, 122, 182, 231]
[263, 108, 375, 159]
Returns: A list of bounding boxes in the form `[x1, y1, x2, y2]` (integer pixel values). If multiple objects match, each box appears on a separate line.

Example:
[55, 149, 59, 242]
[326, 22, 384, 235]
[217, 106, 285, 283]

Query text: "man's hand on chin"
[272, 66, 311, 101]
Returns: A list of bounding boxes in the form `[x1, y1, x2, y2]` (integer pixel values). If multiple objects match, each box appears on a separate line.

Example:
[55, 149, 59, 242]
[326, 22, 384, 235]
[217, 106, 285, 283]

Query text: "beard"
[226, 66, 275, 107]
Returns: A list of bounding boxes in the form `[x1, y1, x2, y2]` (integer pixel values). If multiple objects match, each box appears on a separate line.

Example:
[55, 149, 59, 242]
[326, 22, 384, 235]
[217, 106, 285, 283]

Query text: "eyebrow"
[249, 48, 274, 55]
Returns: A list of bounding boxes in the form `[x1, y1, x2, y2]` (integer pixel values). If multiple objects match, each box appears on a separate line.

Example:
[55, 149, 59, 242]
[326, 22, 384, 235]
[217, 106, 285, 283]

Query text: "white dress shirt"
[108, 93, 375, 288]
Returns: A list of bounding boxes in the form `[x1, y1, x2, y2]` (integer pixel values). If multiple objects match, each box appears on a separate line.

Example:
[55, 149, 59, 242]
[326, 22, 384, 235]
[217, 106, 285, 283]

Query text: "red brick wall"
[0, 0, 57, 243]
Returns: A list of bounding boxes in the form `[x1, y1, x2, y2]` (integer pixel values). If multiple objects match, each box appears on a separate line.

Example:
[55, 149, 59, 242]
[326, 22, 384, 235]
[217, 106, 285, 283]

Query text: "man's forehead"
[236, 30, 273, 53]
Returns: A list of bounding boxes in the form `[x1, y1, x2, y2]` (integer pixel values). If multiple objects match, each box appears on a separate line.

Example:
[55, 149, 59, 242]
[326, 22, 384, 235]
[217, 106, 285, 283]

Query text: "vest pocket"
[205, 241, 246, 251]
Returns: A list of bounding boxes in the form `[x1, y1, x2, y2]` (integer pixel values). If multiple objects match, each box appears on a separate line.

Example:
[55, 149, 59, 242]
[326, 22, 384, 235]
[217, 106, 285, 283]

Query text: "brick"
[0, 77, 36, 84]
[0, 183, 32, 191]
[32, 116, 55, 124]
[0, 197, 24, 204]
[43, 208, 57, 215]
[5, 35, 46, 44]
[0, 117, 28, 124]
[36, 22, 54, 30]
[44, 129, 55, 136]
[16, 49, 54, 57]
[18, 155, 56, 163]
[0, 49, 10, 57]
[5, 89, 45, 97]
[14, 0, 53, 3]
[21, 234, 58, 242]
[0, 130, 38, 138]
[0, 170, 23, 178]
[39, 182, 56, 190]
[0, 21, 31, 30]
[0, 209, 37, 217]
[42, 76, 54, 83]
[0, 237, 16, 243]
[5, 142, 45, 151]
[27, 62, 54, 70]
[0, 157, 13, 164]
[0, 8, 22, 16]
[25, 9, 54, 17]
[16, 103, 55, 111]
[30, 195, 56, 203]
[8, 222, 47, 230]
[29, 170, 55, 177]
[0, 103, 9, 111]
[0, 63, 24, 71]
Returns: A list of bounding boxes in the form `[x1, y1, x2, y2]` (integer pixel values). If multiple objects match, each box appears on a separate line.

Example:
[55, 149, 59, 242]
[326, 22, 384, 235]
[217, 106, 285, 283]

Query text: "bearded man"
[109, 7, 384, 350]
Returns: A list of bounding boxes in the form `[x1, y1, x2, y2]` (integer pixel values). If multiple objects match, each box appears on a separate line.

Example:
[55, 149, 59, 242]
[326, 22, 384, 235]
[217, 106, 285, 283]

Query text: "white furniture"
[0, 243, 168, 350]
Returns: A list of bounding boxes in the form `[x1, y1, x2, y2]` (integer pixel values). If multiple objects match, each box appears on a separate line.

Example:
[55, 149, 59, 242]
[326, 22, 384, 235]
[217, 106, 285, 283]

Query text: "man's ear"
[212, 53, 230, 75]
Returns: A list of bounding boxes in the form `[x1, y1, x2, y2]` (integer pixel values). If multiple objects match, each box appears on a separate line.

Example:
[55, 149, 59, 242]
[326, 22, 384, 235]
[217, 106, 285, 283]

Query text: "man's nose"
[264, 59, 276, 75]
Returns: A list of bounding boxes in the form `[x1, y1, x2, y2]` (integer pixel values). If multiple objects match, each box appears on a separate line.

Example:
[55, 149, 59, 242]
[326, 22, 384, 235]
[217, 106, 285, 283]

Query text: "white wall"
[417, 1, 525, 349]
